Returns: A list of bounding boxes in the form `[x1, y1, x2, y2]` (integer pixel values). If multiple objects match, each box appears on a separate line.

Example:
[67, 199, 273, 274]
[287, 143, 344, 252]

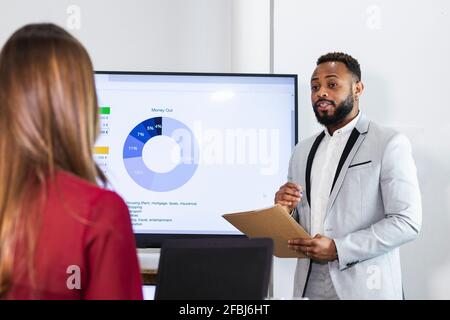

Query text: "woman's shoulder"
[50, 170, 129, 222]
[54, 170, 113, 196]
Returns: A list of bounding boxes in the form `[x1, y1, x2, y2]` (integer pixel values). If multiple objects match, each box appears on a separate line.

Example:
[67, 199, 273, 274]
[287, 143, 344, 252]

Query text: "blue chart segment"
[123, 117, 199, 192]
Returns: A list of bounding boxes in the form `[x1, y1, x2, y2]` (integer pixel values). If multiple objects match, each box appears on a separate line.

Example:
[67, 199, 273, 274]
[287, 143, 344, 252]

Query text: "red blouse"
[6, 171, 143, 299]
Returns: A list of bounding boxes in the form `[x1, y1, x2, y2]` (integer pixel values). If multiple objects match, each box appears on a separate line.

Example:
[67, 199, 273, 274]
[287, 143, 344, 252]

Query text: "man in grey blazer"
[275, 52, 422, 299]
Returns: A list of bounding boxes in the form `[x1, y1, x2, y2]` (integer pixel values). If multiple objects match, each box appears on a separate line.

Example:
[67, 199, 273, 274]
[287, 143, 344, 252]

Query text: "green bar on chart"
[99, 106, 110, 115]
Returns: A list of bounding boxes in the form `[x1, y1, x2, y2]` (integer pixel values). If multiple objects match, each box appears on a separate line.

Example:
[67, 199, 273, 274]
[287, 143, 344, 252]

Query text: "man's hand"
[288, 234, 338, 262]
[274, 182, 303, 211]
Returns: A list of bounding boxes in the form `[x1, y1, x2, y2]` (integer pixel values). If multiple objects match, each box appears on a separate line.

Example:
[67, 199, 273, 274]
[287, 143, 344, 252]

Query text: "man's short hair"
[317, 52, 361, 81]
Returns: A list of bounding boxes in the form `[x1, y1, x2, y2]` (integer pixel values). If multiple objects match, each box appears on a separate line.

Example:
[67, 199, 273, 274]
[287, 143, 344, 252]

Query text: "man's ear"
[354, 81, 364, 99]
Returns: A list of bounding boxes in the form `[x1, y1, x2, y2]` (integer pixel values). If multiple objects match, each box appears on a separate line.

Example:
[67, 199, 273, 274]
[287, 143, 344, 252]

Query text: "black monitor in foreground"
[155, 238, 273, 300]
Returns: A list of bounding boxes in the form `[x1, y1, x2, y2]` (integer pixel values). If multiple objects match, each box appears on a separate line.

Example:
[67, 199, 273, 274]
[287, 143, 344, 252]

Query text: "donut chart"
[123, 117, 199, 192]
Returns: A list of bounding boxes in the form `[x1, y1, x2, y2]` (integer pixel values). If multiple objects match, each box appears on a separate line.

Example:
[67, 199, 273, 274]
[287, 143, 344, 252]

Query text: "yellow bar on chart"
[94, 146, 110, 155]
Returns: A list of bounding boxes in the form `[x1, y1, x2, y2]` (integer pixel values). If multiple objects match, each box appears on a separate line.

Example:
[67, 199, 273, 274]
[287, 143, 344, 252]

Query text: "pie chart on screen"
[123, 117, 199, 192]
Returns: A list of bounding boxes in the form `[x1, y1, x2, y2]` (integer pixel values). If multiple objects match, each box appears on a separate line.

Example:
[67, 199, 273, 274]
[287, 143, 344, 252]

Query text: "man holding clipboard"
[274, 53, 422, 300]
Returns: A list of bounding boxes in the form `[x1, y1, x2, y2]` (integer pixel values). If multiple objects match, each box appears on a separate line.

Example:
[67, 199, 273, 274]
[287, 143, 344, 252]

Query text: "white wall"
[0, 0, 232, 72]
[231, 0, 270, 73]
[274, 0, 450, 299]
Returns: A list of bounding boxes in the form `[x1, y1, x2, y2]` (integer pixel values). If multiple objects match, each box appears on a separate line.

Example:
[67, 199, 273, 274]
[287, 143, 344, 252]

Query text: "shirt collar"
[324, 110, 361, 137]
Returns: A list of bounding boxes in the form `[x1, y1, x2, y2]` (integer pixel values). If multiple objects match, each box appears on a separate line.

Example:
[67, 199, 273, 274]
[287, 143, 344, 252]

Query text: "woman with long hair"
[0, 23, 143, 299]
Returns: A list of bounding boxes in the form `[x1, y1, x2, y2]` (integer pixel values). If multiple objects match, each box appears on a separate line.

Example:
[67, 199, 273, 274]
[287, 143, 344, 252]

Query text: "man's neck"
[326, 109, 360, 136]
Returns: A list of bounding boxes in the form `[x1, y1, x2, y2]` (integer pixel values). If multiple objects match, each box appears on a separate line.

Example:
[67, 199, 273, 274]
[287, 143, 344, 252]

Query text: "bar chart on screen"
[94, 106, 111, 175]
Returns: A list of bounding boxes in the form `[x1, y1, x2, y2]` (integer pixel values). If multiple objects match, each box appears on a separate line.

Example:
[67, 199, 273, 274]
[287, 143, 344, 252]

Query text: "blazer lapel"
[326, 115, 370, 215]
[305, 131, 325, 208]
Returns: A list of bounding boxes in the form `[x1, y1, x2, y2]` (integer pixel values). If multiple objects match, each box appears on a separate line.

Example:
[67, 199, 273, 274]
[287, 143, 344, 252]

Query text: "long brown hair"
[0, 23, 106, 296]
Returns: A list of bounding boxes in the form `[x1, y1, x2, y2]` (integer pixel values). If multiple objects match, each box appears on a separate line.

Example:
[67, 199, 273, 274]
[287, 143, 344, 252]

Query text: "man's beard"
[313, 93, 354, 126]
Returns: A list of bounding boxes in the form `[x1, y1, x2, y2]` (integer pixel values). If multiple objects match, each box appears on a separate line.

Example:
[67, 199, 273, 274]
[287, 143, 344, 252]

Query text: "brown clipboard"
[222, 204, 311, 258]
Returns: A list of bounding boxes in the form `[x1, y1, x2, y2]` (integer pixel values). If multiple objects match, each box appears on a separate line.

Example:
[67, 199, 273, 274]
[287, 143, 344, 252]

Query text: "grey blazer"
[289, 114, 422, 299]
